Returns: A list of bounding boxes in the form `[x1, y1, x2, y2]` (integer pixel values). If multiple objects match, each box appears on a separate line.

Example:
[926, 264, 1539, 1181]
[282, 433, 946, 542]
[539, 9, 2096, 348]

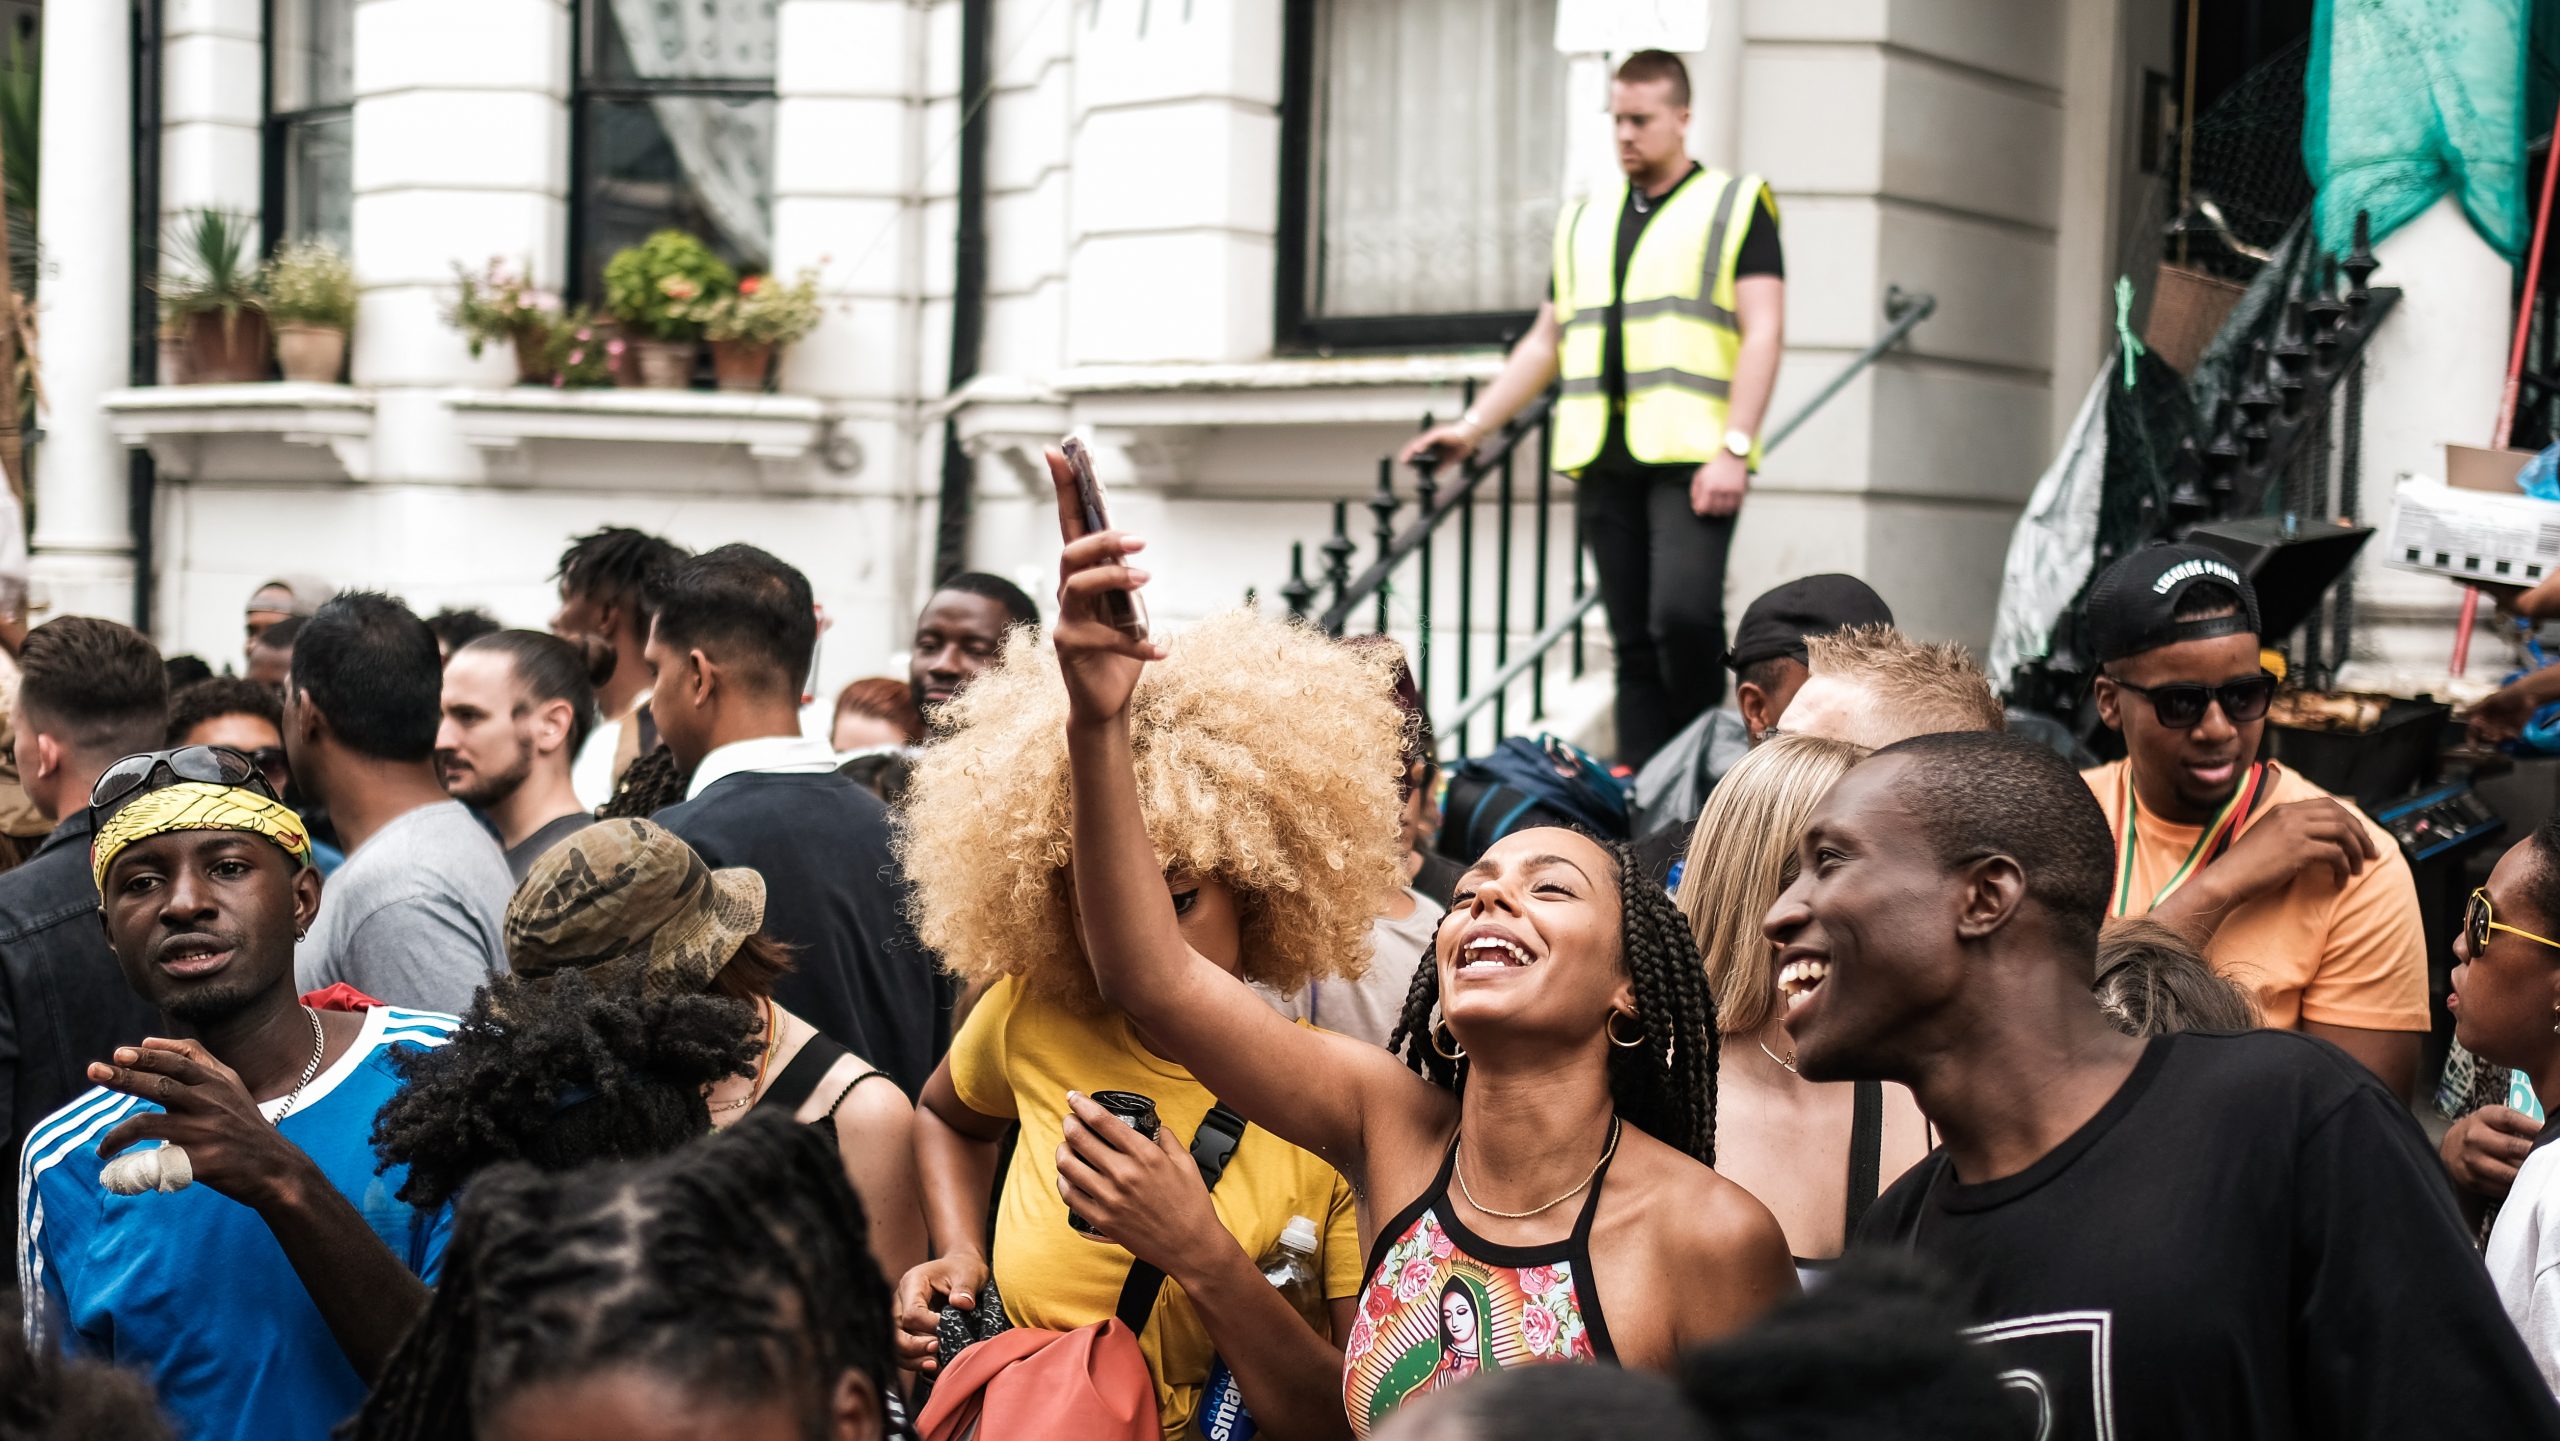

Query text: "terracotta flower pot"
[511, 326, 551, 384]
[711, 338, 773, 393]
[274, 323, 347, 384]
[180, 308, 271, 384]
[632, 338, 697, 389]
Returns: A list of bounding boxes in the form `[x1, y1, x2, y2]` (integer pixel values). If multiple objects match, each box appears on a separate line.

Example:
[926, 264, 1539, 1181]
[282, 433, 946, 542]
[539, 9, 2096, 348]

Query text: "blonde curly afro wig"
[898, 607, 1408, 1012]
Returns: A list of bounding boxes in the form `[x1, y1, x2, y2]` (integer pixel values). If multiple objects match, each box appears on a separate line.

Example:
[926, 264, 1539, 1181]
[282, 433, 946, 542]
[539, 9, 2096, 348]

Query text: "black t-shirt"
[1551, 166, 1782, 476]
[1858, 1031, 2560, 1441]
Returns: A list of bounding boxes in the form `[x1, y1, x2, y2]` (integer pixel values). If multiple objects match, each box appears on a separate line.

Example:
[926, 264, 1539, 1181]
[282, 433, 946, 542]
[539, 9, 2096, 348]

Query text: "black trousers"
[1576, 454, 1735, 769]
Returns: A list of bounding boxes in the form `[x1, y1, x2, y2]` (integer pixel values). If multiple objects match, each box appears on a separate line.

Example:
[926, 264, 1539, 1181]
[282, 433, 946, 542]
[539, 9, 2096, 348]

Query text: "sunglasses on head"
[2105, 672, 2276, 730]
[88, 745, 280, 822]
[2468, 887, 2560, 958]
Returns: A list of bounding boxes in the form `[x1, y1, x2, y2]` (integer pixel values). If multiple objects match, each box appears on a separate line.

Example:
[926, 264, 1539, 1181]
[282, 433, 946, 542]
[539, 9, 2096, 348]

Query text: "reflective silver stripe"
[1698, 173, 1745, 305]
[1620, 293, 1738, 328]
[1561, 374, 1607, 396]
[1620, 368, 1732, 399]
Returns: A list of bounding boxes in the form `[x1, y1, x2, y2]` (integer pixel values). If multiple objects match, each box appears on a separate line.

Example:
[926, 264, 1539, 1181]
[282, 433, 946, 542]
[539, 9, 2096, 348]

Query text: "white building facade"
[31, 0, 2515, 723]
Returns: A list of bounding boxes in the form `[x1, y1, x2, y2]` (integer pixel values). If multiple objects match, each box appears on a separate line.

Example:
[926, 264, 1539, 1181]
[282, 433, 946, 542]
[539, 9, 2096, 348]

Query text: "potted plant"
[258, 240, 354, 383]
[600, 230, 734, 388]
[160, 209, 267, 384]
[691, 268, 823, 392]
[442, 259, 561, 384]
[539, 308, 623, 389]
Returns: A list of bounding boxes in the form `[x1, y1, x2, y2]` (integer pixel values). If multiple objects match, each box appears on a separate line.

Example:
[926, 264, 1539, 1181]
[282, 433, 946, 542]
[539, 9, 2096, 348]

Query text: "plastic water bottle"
[1199, 1218, 1324, 1441]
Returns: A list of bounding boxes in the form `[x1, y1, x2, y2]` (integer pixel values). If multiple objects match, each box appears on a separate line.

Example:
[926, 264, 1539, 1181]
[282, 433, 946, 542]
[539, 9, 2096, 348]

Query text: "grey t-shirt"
[296, 799, 513, 1014]
[504, 811, 596, 882]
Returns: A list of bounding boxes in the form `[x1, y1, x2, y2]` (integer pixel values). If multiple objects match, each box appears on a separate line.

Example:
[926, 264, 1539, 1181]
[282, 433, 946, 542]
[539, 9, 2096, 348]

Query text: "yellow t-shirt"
[948, 976, 1364, 1441]
[2084, 759, 2429, 1032]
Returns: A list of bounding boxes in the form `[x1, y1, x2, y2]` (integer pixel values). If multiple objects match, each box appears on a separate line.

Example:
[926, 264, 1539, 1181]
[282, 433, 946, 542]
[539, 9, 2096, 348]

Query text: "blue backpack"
[1438, 734, 1632, 860]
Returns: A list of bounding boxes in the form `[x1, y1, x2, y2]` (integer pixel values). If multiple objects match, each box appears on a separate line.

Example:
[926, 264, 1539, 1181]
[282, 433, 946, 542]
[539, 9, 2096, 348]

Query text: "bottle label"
[1199, 1359, 1257, 1441]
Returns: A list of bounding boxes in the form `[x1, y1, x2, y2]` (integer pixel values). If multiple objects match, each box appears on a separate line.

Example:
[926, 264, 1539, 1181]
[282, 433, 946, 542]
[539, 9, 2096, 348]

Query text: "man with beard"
[908, 572, 1038, 729]
[550, 527, 689, 810]
[435, 630, 597, 880]
[1765, 731, 2560, 1441]
[2079, 544, 2425, 1094]
[17, 747, 453, 1440]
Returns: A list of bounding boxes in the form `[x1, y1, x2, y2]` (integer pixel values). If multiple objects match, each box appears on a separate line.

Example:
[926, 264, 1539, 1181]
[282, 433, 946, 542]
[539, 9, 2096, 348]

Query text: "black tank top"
[752, 1032, 896, 1126]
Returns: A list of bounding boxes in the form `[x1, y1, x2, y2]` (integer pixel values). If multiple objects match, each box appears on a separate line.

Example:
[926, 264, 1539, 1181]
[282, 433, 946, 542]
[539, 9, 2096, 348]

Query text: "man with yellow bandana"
[1403, 49, 1784, 768]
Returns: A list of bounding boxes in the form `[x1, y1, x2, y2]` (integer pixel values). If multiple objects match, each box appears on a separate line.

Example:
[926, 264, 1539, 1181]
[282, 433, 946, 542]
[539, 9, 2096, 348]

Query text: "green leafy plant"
[441, 258, 558, 359]
[159, 209, 261, 319]
[601, 230, 735, 341]
[258, 241, 355, 328]
[541, 308, 622, 388]
[691, 268, 823, 346]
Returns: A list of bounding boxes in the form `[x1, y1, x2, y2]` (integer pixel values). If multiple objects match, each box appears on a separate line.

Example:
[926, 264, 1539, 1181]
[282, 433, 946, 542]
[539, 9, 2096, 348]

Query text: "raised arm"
[1046, 449, 1435, 1178]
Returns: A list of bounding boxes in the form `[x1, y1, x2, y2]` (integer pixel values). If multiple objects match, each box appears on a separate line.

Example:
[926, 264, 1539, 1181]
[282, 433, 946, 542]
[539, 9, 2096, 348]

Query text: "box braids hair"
[1384, 836, 1720, 1166]
[349, 1113, 890, 1441]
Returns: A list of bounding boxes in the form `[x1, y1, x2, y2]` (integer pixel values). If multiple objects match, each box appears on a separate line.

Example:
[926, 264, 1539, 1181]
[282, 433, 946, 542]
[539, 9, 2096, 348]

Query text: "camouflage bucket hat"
[505, 819, 766, 995]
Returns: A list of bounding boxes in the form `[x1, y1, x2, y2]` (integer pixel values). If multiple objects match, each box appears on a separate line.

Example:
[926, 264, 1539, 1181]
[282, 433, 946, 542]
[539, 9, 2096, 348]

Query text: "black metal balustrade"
[1278, 289, 1938, 755]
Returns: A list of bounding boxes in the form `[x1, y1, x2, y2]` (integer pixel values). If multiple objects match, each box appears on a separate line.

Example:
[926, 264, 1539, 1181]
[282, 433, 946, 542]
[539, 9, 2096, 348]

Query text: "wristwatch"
[1722, 429, 1754, 460]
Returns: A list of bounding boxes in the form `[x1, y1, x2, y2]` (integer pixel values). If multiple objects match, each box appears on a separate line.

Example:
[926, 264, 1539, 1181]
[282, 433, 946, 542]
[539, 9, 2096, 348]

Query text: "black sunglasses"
[88, 745, 280, 823]
[2105, 672, 2276, 730]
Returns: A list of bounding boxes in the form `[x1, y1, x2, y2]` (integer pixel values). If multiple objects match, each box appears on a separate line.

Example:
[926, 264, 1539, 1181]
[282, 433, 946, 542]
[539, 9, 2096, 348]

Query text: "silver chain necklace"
[269, 1007, 328, 1124]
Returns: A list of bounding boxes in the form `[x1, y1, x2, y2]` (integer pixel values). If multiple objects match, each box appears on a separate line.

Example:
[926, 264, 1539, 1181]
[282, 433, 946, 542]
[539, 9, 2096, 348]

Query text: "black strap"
[753, 1033, 853, 1117]
[1113, 1102, 1249, 1335]
[1844, 1080, 1884, 1238]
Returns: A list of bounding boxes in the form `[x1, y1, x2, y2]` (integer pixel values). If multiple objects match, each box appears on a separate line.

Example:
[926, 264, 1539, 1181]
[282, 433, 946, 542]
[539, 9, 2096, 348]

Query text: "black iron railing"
[1280, 288, 1937, 755]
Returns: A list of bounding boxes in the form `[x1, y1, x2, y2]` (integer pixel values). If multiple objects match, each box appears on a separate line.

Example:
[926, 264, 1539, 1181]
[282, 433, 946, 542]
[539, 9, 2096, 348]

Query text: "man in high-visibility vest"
[1402, 49, 1784, 769]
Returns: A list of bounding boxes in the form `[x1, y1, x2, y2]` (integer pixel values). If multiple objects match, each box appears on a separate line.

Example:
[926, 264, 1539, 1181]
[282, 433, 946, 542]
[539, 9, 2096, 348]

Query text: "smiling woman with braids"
[349, 1112, 894, 1441]
[1034, 449, 1793, 1435]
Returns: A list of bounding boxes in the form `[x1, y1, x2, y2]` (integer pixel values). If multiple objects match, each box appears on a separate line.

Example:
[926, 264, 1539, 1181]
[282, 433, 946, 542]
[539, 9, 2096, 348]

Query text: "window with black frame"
[265, 0, 354, 251]
[570, 0, 777, 300]
[1277, 0, 1565, 351]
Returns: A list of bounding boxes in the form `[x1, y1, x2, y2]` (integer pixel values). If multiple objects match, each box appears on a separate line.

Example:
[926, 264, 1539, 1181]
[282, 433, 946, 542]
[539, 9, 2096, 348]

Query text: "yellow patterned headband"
[92, 782, 314, 893]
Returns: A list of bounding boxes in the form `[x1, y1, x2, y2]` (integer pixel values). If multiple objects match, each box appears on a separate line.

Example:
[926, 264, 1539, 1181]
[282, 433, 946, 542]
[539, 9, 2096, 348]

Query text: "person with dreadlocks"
[1032, 447, 1793, 1437]
[367, 967, 761, 1211]
[349, 1112, 896, 1441]
[17, 745, 455, 1441]
[895, 606, 1384, 1441]
[548, 526, 690, 811]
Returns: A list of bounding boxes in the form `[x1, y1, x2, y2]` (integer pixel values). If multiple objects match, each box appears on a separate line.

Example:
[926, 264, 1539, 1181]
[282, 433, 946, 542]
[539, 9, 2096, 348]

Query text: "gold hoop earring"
[1607, 1011, 1647, 1049]
[1431, 1023, 1466, 1061]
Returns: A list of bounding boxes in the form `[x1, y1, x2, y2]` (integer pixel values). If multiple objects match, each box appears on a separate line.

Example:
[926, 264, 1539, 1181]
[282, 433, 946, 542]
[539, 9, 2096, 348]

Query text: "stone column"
[30, 0, 136, 621]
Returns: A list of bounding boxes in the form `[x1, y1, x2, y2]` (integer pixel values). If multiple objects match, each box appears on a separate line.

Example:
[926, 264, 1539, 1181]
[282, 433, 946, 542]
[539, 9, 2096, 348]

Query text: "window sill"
[446, 388, 845, 487]
[1051, 353, 1506, 429]
[104, 383, 376, 482]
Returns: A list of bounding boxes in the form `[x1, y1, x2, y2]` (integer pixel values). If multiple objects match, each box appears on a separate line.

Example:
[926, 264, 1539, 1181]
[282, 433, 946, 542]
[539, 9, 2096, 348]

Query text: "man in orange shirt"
[2081, 544, 2427, 1095]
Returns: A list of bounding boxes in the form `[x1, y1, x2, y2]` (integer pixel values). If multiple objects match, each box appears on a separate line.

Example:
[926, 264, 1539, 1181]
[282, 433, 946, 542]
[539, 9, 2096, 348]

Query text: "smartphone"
[1060, 435, 1150, 643]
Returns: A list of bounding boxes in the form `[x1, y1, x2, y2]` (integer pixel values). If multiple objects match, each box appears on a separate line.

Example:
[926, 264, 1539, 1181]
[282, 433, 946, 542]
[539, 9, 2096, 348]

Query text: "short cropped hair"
[1806, 625, 2005, 738]
[166, 677, 283, 746]
[15, 617, 166, 759]
[935, 571, 1039, 630]
[1615, 48, 1691, 107]
[1869, 730, 2116, 952]
[292, 593, 444, 762]
[458, 630, 600, 758]
[645, 544, 816, 698]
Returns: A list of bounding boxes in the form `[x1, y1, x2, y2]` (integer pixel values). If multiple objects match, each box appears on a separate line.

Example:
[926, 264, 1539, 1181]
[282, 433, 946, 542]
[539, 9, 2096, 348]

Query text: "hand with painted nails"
[1046, 444, 1167, 727]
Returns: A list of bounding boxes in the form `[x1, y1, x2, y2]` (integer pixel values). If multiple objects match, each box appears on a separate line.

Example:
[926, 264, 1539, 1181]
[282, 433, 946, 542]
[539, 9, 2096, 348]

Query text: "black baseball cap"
[1727, 574, 1893, 670]
[2083, 543, 2262, 665]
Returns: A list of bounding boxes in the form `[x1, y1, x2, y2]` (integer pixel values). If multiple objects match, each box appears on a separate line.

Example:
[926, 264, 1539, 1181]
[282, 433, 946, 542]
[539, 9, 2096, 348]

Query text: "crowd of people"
[2, 458, 2560, 1441]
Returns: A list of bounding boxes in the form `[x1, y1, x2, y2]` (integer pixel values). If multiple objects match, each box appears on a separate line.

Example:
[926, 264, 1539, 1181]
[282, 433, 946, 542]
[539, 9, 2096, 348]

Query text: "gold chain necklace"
[1758, 1036, 1798, 1075]
[1454, 1117, 1622, 1220]
[709, 997, 779, 1116]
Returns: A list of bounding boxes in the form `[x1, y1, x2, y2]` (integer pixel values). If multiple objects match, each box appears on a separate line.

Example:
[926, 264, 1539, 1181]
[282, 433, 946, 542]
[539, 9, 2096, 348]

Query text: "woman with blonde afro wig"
[899, 606, 1407, 1009]
[893, 604, 1409, 1441]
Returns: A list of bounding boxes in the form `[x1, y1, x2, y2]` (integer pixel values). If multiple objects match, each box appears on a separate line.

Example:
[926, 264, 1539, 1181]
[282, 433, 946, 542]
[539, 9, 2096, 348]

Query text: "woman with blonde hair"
[1676, 734, 1930, 1278]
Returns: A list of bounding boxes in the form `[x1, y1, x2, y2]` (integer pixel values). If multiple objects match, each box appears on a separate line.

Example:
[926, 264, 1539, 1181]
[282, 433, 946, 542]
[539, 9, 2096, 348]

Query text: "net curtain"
[603, 0, 777, 266]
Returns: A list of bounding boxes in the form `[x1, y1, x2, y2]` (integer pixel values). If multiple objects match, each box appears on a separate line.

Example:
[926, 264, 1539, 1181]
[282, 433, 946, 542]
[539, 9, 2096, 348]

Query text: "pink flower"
[1346, 1316, 1374, 1359]
[606, 339, 626, 357]
[574, 328, 592, 342]
[550, 375, 565, 389]
[659, 276, 699, 301]
[1394, 1256, 1437, 1303]
[1363, 1284, 1393, 1320]
[1520, 1302, 1559, 1355]
[1516, 1265, 1560, 1296]
[740, 275, 763, 295]
[566, 349, 584, 365]
[1426, 1226, 1455, 1260]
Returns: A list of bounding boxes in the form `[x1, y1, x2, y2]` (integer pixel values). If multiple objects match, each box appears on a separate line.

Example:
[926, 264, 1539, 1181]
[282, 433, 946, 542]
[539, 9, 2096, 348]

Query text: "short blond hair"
[1675, 734, 1868, 1035]
[1802, 624, 2005, 741]
[895, 608, 1406, 1012]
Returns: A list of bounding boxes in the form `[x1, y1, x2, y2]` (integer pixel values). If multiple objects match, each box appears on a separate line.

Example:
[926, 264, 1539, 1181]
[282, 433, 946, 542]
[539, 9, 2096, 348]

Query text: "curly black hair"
[1385, 835, 1721, 1166]
[349, 1113, 891, 1441]
[597, 743, 689, 821]
[0, 1321, 171, 1441]
[369, 968, 760, 1209]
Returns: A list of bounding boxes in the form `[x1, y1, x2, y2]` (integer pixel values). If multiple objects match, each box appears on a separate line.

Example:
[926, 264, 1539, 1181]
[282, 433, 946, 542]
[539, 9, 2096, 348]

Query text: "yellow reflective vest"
[1550, 168, 1772, 473]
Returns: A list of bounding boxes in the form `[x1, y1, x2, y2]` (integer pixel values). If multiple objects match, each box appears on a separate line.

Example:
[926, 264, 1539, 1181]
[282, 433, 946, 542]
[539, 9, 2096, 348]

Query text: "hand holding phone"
[1060, 435, 1150, 643]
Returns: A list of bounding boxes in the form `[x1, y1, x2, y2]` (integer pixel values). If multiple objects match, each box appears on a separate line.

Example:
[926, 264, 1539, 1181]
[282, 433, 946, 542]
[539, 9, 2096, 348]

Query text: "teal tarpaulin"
[2304, 0, 2534, 259]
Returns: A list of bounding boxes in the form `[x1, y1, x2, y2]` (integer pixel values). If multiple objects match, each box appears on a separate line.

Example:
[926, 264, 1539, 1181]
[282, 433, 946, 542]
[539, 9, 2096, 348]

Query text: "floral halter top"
[1340, 1130, 1620, 1436]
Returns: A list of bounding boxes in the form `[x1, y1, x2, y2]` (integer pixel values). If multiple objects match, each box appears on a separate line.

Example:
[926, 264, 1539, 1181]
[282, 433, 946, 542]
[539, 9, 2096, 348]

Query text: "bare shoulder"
[1602, 1128, 1797, 1355]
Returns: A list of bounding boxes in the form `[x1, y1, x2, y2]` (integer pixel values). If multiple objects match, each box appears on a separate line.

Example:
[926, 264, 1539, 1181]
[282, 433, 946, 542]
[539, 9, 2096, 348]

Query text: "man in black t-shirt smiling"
[1764, 730, 2560, 1441]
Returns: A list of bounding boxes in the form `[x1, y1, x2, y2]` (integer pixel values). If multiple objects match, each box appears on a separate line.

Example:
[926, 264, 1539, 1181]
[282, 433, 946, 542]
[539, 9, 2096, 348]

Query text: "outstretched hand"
[1046, 445, 1168, 726]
